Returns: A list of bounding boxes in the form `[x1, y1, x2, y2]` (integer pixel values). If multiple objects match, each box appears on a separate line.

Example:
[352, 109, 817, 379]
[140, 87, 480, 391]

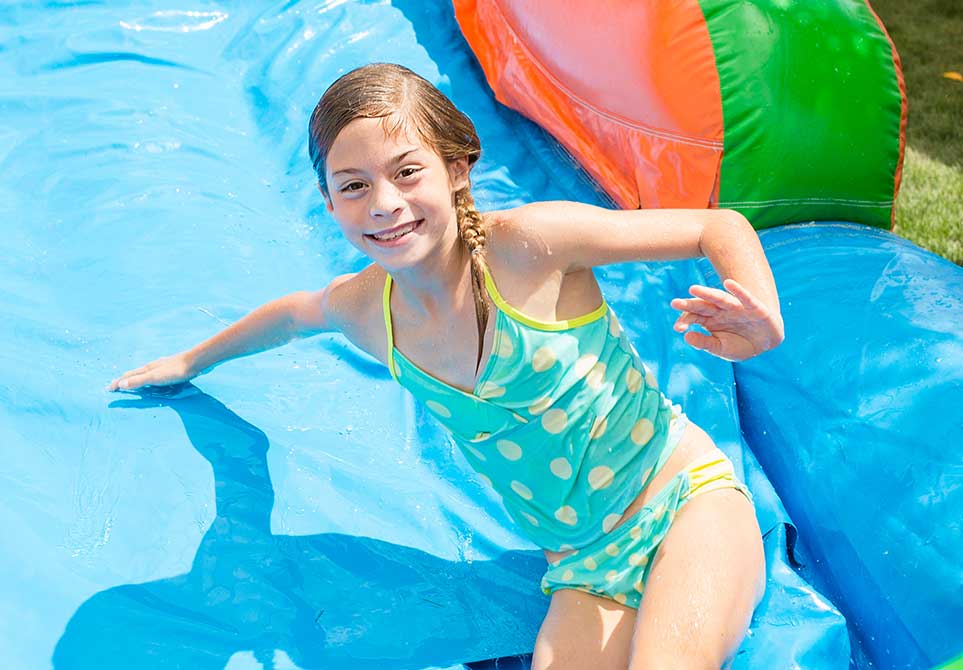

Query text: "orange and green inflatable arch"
[454, 0, 906, 230]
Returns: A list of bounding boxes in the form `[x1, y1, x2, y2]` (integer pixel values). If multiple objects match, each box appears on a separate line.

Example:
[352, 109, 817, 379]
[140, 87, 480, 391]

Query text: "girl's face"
[322, 115, 469, 269]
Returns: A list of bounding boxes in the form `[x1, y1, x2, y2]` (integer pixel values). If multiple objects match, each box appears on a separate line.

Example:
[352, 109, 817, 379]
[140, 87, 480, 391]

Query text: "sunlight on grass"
[871, 0, 962, 265]
[894, 147, 963, 264]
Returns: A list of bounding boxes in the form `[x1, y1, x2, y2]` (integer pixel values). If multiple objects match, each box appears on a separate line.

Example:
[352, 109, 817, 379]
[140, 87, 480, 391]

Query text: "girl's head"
[307, 63, 491, 372]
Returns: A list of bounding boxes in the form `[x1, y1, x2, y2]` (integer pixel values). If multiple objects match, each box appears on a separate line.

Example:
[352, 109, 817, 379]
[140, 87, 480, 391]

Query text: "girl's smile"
[364, 218, 425, 246]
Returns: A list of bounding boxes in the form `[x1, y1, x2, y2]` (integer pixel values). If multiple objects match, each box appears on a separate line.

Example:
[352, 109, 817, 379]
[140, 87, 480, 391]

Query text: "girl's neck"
[389, 234, 474, 321]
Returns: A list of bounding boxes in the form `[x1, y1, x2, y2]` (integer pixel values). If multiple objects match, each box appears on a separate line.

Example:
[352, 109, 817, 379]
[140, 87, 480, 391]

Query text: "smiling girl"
[108, 63, 783, 669]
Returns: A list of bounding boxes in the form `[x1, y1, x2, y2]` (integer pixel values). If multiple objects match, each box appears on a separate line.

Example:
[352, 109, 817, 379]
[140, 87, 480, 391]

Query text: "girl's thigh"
[531, 588, 636, 670]
[629, 487, 766, 670]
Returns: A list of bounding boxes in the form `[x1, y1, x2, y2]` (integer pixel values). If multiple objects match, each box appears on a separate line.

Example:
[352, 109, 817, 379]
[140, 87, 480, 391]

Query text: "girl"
[107, 63, 783, 669]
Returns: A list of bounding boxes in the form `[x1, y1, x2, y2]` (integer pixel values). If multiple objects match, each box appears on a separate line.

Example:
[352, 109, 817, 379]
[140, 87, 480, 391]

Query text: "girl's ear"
[318, 182, 333, 212]
[447, 156, 470, 192]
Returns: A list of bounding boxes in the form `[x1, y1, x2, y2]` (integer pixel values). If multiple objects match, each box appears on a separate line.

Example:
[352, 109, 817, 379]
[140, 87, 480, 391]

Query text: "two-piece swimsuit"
[382, 264, 753, 608]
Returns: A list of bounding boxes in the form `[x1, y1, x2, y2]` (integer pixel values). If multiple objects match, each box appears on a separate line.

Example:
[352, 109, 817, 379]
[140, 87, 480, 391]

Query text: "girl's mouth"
[365, 219, 423, 246]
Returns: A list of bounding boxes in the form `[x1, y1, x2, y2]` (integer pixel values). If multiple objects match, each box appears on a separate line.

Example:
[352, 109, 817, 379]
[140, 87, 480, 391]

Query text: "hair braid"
[454, 187, 490, 376]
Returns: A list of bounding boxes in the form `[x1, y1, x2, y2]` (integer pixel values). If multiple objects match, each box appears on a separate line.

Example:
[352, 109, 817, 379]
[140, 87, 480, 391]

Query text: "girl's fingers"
[687, 284, 742, 310]
[673, 311, 703, 332]
[108, 372, 148, 391]
[119, 373, 151, 391]
[683, 330, 723, 357]
[670, 297, 718, 317]
[107, 360, 163, 391]
[722, 278, 766, 312]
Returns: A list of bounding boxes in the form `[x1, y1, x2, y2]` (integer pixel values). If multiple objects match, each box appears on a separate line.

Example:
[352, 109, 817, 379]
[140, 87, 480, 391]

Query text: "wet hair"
[308, 63, 490, 375]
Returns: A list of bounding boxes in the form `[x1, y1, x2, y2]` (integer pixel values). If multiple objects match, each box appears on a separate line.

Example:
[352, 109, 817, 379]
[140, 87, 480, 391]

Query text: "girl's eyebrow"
[331, 148, 421, 177]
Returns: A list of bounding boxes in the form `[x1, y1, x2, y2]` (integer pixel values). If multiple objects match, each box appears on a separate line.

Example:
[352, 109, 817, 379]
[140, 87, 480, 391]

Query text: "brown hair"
[308, 63, 491, 375]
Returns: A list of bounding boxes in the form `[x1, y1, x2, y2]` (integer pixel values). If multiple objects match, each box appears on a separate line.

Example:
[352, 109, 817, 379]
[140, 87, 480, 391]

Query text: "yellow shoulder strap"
[382, 273, 399, 380]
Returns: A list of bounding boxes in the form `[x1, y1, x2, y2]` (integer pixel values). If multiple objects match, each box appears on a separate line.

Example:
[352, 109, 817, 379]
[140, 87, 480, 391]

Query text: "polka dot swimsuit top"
[383, 266, 687, 552]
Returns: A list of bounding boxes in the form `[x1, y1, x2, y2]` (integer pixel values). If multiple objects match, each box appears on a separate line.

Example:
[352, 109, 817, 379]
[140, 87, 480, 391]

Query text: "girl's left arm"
[490, 200, 784, 361]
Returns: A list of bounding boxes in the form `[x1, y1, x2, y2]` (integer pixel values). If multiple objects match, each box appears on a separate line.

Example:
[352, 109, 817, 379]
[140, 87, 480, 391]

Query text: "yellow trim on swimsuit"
[480, 265, 609, 331]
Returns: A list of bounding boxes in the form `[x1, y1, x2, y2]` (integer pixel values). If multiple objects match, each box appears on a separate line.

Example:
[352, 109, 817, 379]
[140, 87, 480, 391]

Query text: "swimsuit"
[382, 264, 753, 607]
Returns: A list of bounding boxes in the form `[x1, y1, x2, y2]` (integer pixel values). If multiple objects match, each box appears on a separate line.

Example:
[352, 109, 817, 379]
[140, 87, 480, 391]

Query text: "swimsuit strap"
[382, 273, 399, 381]
[481, 264, 608, 331]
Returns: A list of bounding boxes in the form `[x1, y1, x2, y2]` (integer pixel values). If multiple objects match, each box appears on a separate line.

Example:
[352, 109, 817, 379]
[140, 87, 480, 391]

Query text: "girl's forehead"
[327, 116, 435, 171]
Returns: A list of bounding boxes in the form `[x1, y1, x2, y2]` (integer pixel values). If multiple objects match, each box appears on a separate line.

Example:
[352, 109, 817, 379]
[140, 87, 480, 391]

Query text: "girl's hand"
[670, 279, 784, 362]
[105, 352, 198, 392]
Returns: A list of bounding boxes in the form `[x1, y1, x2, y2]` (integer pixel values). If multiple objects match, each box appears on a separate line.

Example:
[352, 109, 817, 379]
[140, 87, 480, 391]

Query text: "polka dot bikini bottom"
[540, 447, 753, 609]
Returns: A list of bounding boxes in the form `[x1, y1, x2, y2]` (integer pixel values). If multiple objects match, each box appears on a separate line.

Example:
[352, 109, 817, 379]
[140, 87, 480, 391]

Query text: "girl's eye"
[398, 167, 421, 179]
[339, 181, 366, 193]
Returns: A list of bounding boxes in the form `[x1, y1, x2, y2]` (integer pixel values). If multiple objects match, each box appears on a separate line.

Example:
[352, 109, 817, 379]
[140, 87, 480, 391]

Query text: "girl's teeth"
[373, 222, 415, 240]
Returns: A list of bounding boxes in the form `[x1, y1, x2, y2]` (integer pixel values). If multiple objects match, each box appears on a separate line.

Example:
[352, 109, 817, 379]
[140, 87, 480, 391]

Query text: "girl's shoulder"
[483, 200, 600, 274]
[482, 204, 561, 275]
[322, 262, 393, 365]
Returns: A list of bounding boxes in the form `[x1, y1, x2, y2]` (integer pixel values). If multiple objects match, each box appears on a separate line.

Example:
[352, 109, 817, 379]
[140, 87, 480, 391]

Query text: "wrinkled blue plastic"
[2, 1, 933, 668]
[716, 223, 963, 670]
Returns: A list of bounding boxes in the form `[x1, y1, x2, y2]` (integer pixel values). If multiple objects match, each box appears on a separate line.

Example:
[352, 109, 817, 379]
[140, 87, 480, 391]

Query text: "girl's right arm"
[106, 275, 353, 392]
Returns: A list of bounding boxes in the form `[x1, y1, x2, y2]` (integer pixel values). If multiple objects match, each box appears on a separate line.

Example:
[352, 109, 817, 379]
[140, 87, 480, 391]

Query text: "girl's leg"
[531, 588, 637, 670]
[628, 487, 766, 670]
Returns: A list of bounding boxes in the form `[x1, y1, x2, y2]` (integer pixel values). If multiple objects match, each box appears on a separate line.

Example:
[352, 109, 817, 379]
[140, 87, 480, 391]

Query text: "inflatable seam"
[721, 198, 893, 208]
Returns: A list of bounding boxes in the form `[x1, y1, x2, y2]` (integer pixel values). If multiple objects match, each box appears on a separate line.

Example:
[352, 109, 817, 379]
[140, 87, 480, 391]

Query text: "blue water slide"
[3, 1, 953, 669]
[712, 224, 963, 669]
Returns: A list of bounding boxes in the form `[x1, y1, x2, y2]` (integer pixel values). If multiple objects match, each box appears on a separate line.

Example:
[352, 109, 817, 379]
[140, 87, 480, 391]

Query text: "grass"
[870, 0, 963, 265]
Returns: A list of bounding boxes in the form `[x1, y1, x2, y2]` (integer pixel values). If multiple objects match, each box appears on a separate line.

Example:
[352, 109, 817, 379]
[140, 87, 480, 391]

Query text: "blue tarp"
[1, 1, 957, 669]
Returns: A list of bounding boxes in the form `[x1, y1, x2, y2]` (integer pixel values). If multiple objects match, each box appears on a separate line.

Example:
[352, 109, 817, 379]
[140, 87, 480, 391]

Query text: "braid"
[454, 187, 490, 376]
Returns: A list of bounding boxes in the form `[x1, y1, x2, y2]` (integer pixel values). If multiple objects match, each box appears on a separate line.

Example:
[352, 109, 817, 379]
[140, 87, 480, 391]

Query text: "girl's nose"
[368, 181, 405, 219]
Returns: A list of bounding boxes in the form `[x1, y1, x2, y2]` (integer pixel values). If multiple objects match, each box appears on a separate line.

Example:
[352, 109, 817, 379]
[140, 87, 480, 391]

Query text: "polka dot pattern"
[465, 445, 486, 461]
[589, 415, 607, 440]
[588, 466, 616, 490]
[539, 446, 741, 610]
[631, 418, 655, 445]
[586, 362, 607, 389]
[574, 354, 599, 378]
[625, 367, 643, 393]
[511, 480, 534, 500]
[529, 396, 553, 415]
[387, 267, 688, 559]
[550, 457, 573, 480]
[602, 513, 623, 533]
[495, 330, 514, 357]
[555, 506, 578, 526]
[477, 381, 505, 399]
[532, 346, 557, 372]
[496, 440, 523, 461]
[629, 552, 649, 568]
[541, 408, 568, 434]
[425, 400, 451, 418]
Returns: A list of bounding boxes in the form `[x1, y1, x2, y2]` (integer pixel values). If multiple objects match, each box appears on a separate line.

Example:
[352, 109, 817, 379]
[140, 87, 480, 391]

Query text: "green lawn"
[871, 0, 963, 265]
